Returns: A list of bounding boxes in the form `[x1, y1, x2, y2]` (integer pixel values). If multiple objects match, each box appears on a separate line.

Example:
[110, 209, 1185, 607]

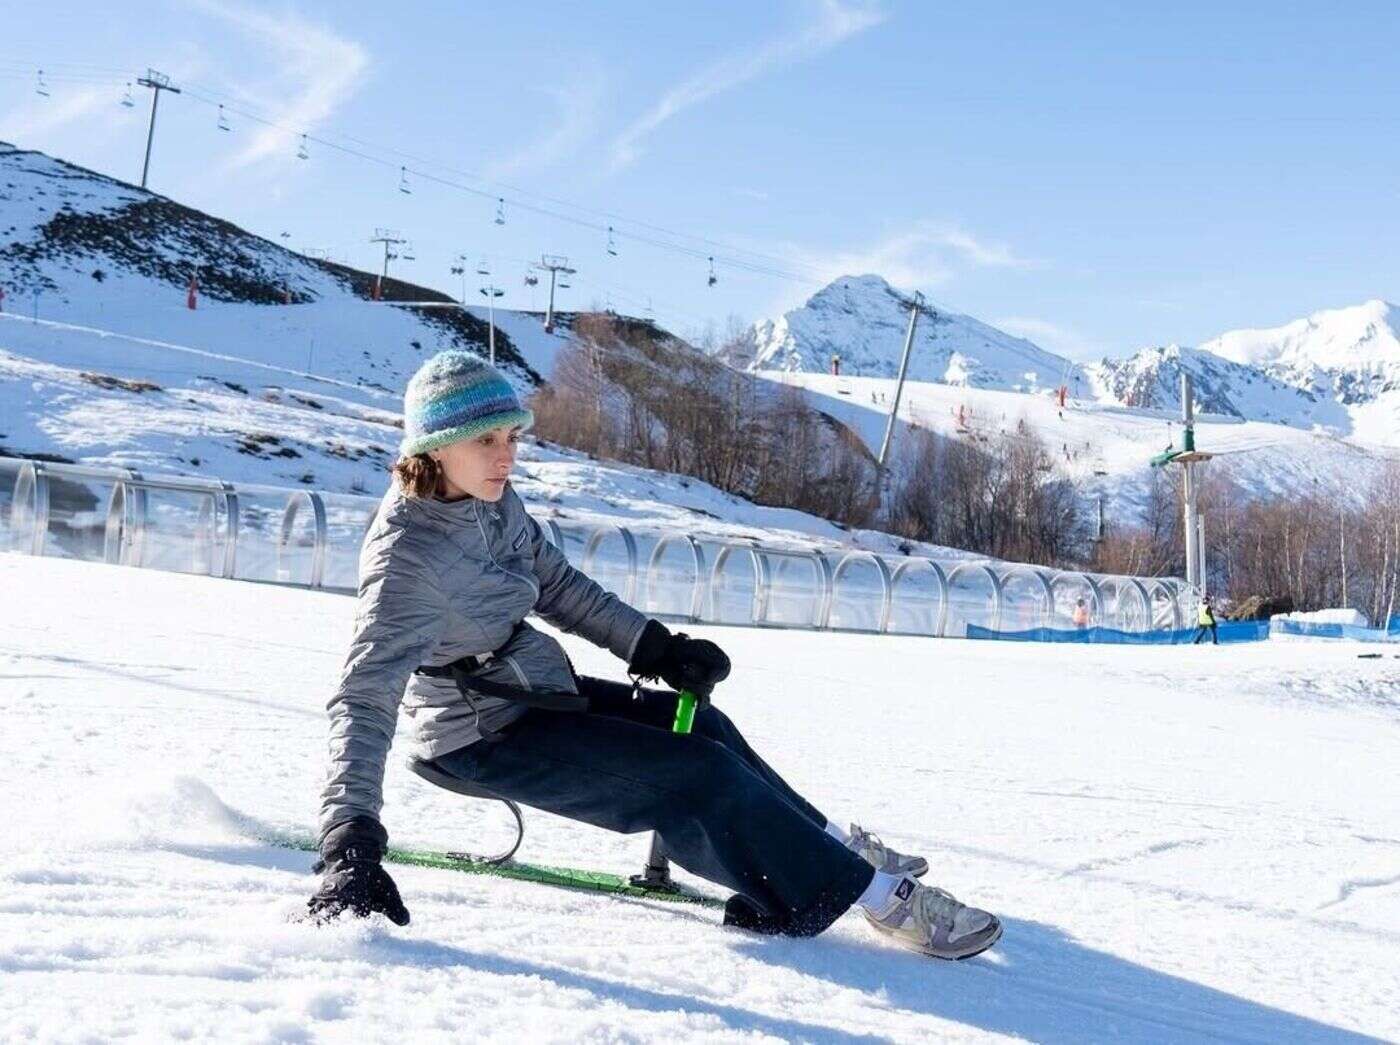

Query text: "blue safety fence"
[966, 620, 1270, 645]
[1272, 618, 1400, 643]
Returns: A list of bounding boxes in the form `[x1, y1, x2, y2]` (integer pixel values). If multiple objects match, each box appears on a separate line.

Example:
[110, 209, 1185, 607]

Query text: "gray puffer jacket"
[318, 481, 648, 842]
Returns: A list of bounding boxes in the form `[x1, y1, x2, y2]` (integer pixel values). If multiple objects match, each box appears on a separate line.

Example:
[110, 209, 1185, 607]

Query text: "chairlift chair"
[296, 134, 310, 160]
[121, 83, 135, 108]
[476, 258, 491, 276]
[494, 197, 506, 226]
[524, 270, 539, 287]
[707, 256, 717, 287]
[606, 226, 618, 257]
[35, 70, 50, 97]
[217, 104, 230, 131]
[398, 166, 412, 194]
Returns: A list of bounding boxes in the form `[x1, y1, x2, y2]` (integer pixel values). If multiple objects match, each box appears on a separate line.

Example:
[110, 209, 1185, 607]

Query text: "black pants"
[1193, 622, 1219, 644]
[430, 677, 874, 936]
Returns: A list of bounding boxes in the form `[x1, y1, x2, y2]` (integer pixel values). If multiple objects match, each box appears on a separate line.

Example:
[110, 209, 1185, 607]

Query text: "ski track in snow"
[1316, 872, 1400, 912]
[3, 554, 1399, 1043]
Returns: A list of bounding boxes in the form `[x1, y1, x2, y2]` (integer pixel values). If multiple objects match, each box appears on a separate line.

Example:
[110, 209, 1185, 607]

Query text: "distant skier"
[1193, 595, 1219, 645]
[307, 351, 1002, 960]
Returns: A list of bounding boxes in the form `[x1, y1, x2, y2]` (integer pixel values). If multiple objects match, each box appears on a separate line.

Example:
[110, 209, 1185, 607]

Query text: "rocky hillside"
[0, 141, 563, 386]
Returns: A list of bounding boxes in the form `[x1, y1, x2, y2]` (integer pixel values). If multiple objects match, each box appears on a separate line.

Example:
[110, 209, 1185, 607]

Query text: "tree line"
[532, 315, 1400, 622]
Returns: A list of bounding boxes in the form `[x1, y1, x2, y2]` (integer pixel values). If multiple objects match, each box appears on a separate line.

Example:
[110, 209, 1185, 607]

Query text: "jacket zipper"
[502, 655, 531, 691]
[474, 501, 540, 600]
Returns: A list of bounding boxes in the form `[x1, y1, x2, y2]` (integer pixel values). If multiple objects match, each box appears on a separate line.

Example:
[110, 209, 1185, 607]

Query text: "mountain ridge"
[722, 274, 1081, 393]
[731, 269, 1399, 447]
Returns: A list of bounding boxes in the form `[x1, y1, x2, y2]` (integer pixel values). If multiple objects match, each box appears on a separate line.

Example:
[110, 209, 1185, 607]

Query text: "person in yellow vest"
[1071, 597, 1091, 629]
[1193, 595, 1218, 645]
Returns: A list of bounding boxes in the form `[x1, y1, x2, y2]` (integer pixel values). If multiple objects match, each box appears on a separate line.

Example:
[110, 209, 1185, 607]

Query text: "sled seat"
[406, 755, 525, 865]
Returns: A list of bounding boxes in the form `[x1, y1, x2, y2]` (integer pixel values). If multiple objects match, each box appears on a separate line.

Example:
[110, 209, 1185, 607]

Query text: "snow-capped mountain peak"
[1195, 298, 1398, 410]
[723, 274, 1080, 393]
[1203, 299, 1399, 375]
[1085, 340, 1346, 426]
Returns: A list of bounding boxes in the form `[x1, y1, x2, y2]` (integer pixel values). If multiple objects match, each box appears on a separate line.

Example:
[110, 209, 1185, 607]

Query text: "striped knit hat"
[400, 351, 534, 457]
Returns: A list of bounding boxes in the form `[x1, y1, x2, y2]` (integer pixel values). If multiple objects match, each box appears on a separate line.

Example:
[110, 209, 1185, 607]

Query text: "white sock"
[824, 820, 851, 845]
[857, 870, 908, 915]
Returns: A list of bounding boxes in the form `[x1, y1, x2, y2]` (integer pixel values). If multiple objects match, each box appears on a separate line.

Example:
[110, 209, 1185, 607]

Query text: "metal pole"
[1181, 371, 1196, 453]
[1196, 511, 1207, 596]
[488, 289, 496, 366]
[1183, 461, 1197, 589]
[137, 72, 180, 190]
[1181, 372, 1198, 589]
[141, 88, 160, 189]
[539, 256, 574, 334]
[877, 291, 923, 470]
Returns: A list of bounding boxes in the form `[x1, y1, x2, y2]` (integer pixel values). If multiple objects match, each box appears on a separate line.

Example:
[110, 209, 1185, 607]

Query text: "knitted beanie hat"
[400, 350, 534, 457]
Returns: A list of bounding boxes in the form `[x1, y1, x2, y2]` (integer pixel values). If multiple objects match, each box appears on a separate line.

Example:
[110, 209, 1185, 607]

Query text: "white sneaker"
[848, 824, 928, 878]
[864, 876, 1003, 960]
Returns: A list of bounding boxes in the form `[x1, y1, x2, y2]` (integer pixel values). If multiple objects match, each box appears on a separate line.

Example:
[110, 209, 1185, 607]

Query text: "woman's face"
[430, 425, 522, 502]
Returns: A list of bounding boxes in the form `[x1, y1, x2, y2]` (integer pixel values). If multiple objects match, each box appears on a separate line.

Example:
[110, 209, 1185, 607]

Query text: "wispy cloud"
[0, 83, 134, 143]
[609, 0, 884, 172]
[480, 63, 606, 181]
[781, 222, 1036, 293]
[185, 0, 369, 169]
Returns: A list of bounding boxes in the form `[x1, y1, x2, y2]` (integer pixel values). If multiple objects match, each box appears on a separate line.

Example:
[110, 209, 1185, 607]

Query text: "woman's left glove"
[307, 817, 410, 926]
[628, 620, 731, 701]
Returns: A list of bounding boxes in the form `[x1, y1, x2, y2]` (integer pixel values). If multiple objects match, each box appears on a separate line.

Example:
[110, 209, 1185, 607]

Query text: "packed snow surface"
[4, 554, 1397, 1042]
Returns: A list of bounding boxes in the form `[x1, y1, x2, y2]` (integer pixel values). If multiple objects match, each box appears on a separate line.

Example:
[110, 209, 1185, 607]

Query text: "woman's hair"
[392, 453, 444, 499]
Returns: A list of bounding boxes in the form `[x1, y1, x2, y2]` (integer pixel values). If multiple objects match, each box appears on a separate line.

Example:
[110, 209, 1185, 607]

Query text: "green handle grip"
[673, 690, 698, 734]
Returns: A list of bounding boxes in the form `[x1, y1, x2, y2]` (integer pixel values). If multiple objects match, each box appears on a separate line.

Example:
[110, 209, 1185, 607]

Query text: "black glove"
[307, 817, 410, 927]
[627, 620, 731, 701]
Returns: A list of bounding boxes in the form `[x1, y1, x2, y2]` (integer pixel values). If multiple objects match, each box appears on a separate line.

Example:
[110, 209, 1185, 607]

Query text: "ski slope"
[3, 554, 1397, 1042]
[765, 369, 1399, 519]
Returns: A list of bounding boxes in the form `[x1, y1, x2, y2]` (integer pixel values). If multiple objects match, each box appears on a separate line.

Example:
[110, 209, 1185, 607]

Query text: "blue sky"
[2, 0, 1397, 359]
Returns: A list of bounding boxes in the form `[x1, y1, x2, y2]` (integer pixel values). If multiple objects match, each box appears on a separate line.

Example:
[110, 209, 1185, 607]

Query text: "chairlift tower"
[136, 69, 181, 189]
[479, 284, 505, 366]
[1149, 373, 1215, 593]
[369, 228, 407, 301]
[539, 255, 576, 333]
[877, 291, 924, 469]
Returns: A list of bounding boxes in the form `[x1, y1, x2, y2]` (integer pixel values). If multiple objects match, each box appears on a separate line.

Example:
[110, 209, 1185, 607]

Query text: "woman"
[309, 350, 1002, 960]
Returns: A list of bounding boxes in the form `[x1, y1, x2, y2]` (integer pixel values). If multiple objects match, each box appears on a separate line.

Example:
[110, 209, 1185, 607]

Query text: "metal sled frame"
[406, 757, 525, 865]
[406, 756, 683, 893]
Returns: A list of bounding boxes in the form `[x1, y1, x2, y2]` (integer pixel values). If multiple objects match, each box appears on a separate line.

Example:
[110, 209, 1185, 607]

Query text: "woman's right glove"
[627, 620, 731, 701]
[307, 816, 410, 926]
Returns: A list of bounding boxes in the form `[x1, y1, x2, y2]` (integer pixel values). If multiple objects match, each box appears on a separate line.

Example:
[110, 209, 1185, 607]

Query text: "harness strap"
[415, 662, 588, 712]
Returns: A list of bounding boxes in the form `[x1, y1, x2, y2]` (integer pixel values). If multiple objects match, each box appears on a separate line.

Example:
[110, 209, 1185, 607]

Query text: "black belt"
[414, 649, 590, 708]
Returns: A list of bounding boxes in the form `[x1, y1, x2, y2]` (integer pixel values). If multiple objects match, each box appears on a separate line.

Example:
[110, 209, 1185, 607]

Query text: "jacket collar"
[397, 482, 512, 530]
